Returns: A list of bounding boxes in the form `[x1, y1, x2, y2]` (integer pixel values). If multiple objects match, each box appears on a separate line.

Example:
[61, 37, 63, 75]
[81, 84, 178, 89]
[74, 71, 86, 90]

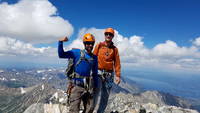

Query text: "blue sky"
[47, 0, 200, 47]
[0, 0, 200, 75]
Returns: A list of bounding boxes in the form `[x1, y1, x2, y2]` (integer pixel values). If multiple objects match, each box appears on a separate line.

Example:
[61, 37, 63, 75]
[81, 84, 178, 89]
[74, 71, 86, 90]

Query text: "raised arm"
[58, 37, 73, 58]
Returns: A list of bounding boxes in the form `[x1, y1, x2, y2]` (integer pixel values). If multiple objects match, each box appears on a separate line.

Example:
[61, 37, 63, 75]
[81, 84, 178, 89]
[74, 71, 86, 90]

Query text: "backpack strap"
[74, 50, 94, 70]
[66, 50, 94, 78]
[74, 50, 84, 67]
[66, 50, 87, 78]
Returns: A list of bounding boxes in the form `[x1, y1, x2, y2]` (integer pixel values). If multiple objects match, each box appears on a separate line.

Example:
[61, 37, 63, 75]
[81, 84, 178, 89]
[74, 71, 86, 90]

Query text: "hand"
[59, 36, 68, 42]
[115, 76, 120, 85]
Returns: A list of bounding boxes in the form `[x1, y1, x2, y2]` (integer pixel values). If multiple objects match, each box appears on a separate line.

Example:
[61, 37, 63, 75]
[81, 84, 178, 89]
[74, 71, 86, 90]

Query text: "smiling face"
[104, 32, 114, 42]
[84, 41, 95, 53]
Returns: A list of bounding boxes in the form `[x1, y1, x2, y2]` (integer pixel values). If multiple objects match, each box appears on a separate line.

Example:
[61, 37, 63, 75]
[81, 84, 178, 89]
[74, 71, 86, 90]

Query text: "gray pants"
[95, 72, 114, 113]
[69, 85, 94, 113]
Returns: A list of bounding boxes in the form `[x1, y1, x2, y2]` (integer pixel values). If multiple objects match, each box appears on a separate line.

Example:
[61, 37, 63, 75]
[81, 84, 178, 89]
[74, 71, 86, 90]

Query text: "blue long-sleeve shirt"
[58, 41, 98, 87]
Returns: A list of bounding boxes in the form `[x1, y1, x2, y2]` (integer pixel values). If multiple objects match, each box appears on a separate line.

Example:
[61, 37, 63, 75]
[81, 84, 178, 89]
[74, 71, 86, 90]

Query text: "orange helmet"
[83, 33, 95, 42]
[104, 28, 115, 35]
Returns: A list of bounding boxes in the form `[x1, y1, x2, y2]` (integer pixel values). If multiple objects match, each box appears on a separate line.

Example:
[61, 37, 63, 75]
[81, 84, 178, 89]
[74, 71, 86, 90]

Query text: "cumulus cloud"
[153, 40, 198, 57]
[0, 36, 59, 66]
[0, 0, 73, 44]
[0, 36, 56, 56]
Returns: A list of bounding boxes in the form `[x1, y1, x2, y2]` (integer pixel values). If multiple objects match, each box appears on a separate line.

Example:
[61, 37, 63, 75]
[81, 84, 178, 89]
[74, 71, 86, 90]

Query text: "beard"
[85, 45, 93, 53]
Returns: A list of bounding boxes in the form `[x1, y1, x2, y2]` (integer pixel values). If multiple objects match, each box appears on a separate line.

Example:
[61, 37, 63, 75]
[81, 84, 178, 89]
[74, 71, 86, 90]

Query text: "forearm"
[114, 48, 121, 77]
[58, 41, 66, 58]
[115, 64, 121, 77]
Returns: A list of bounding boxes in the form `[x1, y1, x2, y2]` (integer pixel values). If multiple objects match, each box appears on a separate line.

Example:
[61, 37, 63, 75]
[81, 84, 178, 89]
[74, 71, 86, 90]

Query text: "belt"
[72, 72, 90, 79]
[98, 69, 113, 78]
[72, 77, 90, 89]
[72, 79, 84, 87]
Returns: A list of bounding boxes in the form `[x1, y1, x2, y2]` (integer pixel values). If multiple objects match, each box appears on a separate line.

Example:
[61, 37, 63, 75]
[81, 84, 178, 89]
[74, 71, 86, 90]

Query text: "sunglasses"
[105, 32, 114, 37]
[84, 41, 95, 45]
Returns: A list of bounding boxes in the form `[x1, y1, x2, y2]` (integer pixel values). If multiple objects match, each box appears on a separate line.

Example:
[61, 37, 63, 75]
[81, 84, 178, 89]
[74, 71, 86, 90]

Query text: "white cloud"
[0, 36, 59, 66]
[152, 40, 198, 57]
[0, 36, 56, 56]
[192, 37, 200, 46]
[0, 0, 73, 44]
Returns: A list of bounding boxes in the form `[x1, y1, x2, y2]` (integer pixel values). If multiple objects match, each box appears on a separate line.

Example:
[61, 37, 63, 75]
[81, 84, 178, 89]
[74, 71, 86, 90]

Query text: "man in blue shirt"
[58, 33, 98, 113]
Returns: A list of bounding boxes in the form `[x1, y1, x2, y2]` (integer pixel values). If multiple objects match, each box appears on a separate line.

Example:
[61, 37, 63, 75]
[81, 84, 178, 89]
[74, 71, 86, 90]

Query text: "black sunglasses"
[105, 32, 114, 37]
[84, 41, 95, 45]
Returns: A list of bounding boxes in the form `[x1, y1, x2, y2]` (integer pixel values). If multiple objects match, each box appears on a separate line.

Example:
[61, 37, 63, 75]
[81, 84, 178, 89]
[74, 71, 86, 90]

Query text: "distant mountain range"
[0, 68, 199, 113]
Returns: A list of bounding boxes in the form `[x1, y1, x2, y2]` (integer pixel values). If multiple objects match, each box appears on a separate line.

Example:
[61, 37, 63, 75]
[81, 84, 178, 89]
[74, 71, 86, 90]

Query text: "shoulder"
[70, 49, 81, 56]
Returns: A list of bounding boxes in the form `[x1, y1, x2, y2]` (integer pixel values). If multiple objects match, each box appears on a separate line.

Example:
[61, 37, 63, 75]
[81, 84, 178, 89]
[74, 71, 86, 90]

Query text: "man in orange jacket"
[93, 28, 121, 113]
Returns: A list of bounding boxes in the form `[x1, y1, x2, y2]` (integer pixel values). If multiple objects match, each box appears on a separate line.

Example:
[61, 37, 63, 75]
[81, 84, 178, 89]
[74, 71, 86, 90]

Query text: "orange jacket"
[93, 41, 121, 77]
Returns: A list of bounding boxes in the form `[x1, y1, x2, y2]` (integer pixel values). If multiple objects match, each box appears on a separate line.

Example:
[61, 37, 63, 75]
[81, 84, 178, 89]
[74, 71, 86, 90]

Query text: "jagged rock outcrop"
[106, 92, 199, 113]
[0, 83, 57, 113]
[23, 92, 199, 113]
[133, 91, 190, 107]
[24, 103, 69, 113]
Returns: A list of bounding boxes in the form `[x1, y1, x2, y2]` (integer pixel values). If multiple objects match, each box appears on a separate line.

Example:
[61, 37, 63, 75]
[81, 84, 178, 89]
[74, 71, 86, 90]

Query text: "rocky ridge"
[23, 91, 199, 113]
[106, 92, 198, 113]
[23, 88, 199, 113]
